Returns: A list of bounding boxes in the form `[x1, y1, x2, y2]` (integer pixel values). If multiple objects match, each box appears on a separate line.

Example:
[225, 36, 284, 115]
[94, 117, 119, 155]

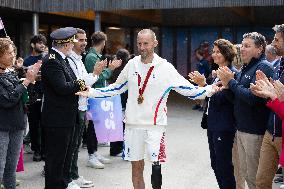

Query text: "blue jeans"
[0, 129, 23, 189]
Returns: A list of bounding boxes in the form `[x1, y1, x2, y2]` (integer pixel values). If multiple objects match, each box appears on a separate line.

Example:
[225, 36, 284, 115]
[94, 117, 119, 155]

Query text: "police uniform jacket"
[41, 48, 81, 128]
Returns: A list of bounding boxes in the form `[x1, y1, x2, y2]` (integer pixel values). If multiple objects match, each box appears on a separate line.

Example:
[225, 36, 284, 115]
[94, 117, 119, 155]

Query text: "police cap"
[50, 27, 78, 44]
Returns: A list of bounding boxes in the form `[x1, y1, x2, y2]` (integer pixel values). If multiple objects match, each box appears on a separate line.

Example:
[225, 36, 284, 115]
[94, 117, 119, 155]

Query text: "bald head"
[137, 29, 157, 41]
[137, 29, 158, 63]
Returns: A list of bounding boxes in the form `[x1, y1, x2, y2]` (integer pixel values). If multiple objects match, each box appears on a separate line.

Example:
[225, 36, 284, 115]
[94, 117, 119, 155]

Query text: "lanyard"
[137, 66, 154, 104]
[272, 61, 284, 141]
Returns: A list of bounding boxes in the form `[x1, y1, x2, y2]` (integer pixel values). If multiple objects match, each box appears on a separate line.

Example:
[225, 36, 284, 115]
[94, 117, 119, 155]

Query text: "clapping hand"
[108, 59, 122, 71]
[93, 59, 107, 76]
[34, 60, 42, 81]
[27, 61, 42, 82]
[32, 61, 42, 74]
[273, 80, 284, 101]
[216, 66, 234, 87]
[250, 79, 277, 100]
[256, 70, 269, 81]
[188, 71, 206, 87]
[23, 61, 42, 86]
[211, 83, 222, 94]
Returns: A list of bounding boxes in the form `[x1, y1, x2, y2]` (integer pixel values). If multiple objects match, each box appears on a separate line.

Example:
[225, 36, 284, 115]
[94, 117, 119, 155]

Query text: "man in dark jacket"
[23, 34, 46, 161]
[252, 24, 284, 189]
[217, 32, 274, 189]
[41, 27, 86, 189]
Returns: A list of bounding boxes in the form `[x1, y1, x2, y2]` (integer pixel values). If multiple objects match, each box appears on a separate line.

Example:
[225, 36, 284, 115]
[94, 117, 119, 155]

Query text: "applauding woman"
[189, 39, 238, 189]
[0, 38, 41, 189]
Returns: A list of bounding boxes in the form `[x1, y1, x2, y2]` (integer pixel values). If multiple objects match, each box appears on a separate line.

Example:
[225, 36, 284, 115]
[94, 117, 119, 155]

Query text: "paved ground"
[16, 92, 280, 189]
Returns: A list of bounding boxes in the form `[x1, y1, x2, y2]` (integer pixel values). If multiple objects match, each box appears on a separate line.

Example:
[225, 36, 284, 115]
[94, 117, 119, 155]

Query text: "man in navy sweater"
[252, 24, 284, 189]
[217, 32, 274, 189]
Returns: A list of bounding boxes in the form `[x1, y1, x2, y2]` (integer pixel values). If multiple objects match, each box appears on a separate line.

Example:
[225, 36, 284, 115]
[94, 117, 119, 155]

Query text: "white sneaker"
[73, 176, 94, 188]
[95, 153, 111, 164]
[87, 154, 105, 169]
[24, 144, 33, 154]
[280, 184, 284, 189]
[66, 181, 81, 189]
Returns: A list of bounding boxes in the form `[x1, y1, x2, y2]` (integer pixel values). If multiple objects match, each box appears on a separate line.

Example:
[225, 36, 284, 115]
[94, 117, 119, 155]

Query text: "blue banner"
[88, 95, 124, 142]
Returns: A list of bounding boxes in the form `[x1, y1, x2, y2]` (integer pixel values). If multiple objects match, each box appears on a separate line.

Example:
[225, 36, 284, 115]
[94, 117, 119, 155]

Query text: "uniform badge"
[49, 54, 55, 59]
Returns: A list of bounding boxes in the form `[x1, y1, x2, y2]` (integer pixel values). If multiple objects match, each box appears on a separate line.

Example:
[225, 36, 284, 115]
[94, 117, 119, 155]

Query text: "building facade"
[1, 0, 284, 74]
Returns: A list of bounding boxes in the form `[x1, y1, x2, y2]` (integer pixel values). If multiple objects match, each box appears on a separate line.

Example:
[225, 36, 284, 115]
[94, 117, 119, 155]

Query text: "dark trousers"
[44, 127, 74, 189]
[69, 111, 86, 180]
[110, 141, 123, 155]
[207, 130, 236, 189]
[86, 121, 98, 154]
[82, 127, 87, 146]
[27, 101, 43, 154]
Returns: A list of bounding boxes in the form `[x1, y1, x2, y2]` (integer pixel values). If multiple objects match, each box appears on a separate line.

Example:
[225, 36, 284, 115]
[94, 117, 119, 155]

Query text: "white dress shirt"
[68, 50, 98, 111]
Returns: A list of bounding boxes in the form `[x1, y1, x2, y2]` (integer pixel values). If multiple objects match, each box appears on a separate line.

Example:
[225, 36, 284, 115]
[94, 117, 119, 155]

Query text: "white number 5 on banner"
[101, 100, 115, 129]
[101, 100, 114, 112]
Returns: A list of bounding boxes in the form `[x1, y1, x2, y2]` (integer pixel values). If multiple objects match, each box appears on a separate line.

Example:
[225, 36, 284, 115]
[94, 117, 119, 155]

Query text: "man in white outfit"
[76, 29, 217, 189]
[66, 28, 114, 189]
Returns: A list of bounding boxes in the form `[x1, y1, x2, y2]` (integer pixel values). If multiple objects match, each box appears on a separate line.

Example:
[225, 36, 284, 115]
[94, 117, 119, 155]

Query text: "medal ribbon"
[138, 66, 154, 97]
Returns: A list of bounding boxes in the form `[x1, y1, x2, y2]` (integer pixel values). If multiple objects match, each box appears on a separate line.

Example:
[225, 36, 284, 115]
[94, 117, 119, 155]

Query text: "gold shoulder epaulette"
[49, 54, 55, 60]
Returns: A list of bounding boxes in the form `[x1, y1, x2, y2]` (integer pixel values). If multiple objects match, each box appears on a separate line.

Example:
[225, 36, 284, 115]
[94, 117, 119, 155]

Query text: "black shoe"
[41, 154, 46, 161]
[277, 167, 283, 176]
[274, 175, 283, 183]
[110, 151, 123, 157]
[33, 152, 41, 162]
[82, 143, 87, 149]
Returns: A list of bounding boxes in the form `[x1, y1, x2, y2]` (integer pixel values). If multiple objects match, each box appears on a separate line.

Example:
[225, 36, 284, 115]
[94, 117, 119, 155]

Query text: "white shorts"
[122, 126, 166, 162]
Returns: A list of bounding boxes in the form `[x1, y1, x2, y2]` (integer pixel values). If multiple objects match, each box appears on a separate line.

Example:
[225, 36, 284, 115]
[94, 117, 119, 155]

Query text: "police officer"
[41, 27, 86, 189]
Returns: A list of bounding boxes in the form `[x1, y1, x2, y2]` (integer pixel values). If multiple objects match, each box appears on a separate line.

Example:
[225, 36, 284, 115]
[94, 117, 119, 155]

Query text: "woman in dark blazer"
[189, 39, 238, 189]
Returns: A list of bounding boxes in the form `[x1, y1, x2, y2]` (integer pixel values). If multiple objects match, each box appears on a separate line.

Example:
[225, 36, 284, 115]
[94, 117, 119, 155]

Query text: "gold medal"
[137, 95, 144, 104]
[137, 66, 154, 105]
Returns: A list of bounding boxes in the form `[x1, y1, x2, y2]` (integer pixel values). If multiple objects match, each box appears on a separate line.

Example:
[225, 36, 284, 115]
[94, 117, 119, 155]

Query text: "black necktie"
[64, 58, 76, 80]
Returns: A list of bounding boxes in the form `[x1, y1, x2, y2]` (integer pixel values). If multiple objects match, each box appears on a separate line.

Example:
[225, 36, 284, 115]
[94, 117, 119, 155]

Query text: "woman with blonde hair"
[0, 38, 40, 189]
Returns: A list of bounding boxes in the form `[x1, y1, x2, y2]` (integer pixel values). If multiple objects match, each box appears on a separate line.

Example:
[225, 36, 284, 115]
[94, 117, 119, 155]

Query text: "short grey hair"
[138, 29, 157, 40]
[265, 44, 277, 56]
[273, 24, 284, 37]
[243, 32, 267, 53]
